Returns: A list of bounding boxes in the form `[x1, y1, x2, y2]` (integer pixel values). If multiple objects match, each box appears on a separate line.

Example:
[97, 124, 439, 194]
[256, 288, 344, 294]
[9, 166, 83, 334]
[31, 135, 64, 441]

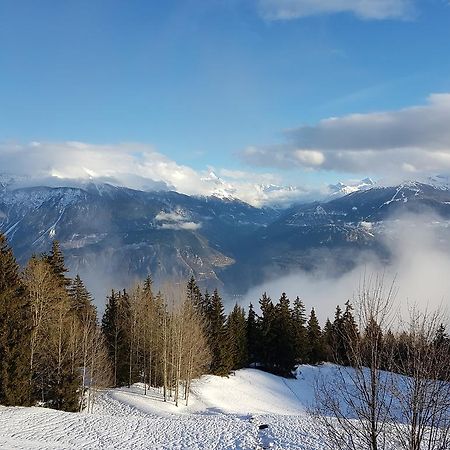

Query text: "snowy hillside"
[0, 366, 412, 450]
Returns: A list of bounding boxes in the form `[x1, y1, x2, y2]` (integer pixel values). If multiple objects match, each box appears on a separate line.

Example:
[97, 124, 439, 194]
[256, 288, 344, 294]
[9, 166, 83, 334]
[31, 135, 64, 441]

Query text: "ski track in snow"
[0, 366, 410, 449]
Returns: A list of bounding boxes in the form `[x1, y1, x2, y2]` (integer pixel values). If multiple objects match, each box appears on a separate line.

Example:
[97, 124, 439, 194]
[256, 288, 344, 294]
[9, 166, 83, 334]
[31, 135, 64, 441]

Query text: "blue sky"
[1, 0, 450, 205]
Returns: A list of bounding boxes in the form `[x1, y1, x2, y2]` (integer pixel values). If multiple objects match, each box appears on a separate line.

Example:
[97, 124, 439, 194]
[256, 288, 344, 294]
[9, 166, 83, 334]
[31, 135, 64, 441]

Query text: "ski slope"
[0, 365, 403, 449]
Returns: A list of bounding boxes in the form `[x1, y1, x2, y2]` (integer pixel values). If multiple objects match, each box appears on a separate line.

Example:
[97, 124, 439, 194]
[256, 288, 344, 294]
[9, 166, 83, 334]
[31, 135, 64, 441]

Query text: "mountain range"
[1, 175, 449, 306]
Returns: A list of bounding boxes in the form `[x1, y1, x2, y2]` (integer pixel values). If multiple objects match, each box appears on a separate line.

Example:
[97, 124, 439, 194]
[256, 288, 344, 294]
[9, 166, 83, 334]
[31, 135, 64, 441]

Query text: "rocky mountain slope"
[1, 178, 449, 304]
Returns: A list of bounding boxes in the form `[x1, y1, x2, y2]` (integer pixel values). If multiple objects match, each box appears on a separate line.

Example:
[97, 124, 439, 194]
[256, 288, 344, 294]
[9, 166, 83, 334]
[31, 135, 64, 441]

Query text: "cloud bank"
[241, 213, 450, 323]
[0, 141, 320, 207]
[155, 211, 201, 231]
[258, 0, 413, 20]
[242, 93, 450, 182]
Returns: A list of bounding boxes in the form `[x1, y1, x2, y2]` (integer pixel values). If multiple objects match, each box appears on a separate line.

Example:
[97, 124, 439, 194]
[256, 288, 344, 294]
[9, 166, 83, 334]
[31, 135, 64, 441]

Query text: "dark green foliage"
[143, 275, 153, 297]
[69, 274, 96, 323]
[187, 276, 206, 316]
[258, 292, 276, 369]
[225, 304, 248, 370]
[0, 234, 31, 406]
[271, 293, 296, 376]
[322, 318, 334, 361]
[307, 308, 324, 364]
[246, 303, 259, 366]
[292, 296, 308, 364]
[434, 323, 450, 348]
[332, 301, 359, 365]
[102, 290, 131, 386]
[207, 289, 229, 375]
[362, 317, 383, 367]
[255, 293, 297, 376]
[46, 240, 71, 288]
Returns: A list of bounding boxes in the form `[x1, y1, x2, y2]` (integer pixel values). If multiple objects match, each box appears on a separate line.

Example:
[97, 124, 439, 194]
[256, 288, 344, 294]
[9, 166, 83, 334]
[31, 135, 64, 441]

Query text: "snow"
[0, 367, 323, 449]
[0, 365, 432, 449]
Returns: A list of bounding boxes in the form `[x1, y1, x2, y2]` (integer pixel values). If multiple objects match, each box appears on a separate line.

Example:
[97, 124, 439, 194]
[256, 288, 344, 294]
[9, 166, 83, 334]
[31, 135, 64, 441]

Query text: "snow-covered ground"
[0, 365, 408, 449]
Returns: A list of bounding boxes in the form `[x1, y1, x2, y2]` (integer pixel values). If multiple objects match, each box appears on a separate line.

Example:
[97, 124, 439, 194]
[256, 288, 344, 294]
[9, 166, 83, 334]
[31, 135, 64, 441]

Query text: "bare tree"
[389, 307, 450, 450]
[313, 274, 397, 450]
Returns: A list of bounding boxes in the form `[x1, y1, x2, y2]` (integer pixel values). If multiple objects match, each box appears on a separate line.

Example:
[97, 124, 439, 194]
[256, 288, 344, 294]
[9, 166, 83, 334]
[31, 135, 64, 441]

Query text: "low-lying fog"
[241, 213, 450, 323]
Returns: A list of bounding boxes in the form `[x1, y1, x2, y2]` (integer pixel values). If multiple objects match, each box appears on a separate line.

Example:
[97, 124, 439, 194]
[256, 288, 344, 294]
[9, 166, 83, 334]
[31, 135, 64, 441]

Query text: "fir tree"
[292, 296, 308, 364]
[434, 323, 449, 348]
[68, 274, 96, 323]
[322, 318, 334, 362]
[246, 303, 259, 366]
[186, 276, 204, 315]
[207, 289, 228, 375]
[225, 304, 248, 370]
[143, 274, 153, 297]
[0, 234, 31, 406]
[307, 308, 324, 364]
[258, 292, 275, 369]
[272, 293, 296, 376]
[340, 300, 359, 365]
[102, 290, 130, 386]
[47, 240, 71, 288]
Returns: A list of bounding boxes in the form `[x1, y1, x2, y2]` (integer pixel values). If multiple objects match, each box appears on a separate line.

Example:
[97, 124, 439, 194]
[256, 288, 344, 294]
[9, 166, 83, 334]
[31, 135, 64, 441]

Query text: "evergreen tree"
[68, 274, 96, 323]
[246, 303, 259, 366]
[0, 234, 31, 406]
[434, 323, 450, 348]
[334, 301, 359, 365]
[186, 276, 204, 315]
[207, 289, 228, 375]
[225, 304, 248, 370]
[46, 240, 71, 288]
[330, 305, 343, 363]
[342, 301, 359, 364]
[258, 292, 275, 369]
[102, 290, 130, 386]
[322, 318, 334, 362]
[271, 293, 296, 376]
[307, 308, 324, 364]
[143, 274, 153, 297]
[292, 296, 308, 364]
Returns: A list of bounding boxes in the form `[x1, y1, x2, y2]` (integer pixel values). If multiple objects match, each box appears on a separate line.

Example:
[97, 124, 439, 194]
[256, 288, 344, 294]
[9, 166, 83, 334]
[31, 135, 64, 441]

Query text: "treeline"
[1, 233, 450, 420]
[0, 235, 111, 411]
[100, 280, 211, 407]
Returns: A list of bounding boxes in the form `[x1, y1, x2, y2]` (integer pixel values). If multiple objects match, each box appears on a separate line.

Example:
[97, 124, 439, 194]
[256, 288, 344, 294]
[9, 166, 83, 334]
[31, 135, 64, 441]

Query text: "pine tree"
[258, 292, 275, 369]
[246, 303, 259, 366]
[186, 276, 204, 315]
[340, 300, 359, 366]
[292, 296, 308, 364]
[0, 234, 31, 405]
[330, 305, 343, 363]
[272, 293, 296, 376]
[322, 318, 334, 362]
[307, 308, 324, 364]
[46, 241, 71, 288]
[68, 275, 96, 323]
[434, 323, 449, 348]
[102, 290, 130, 386]
[207, 289, 228, 375]
[226, 304, 248, 370]
[143, 275, 153, 297]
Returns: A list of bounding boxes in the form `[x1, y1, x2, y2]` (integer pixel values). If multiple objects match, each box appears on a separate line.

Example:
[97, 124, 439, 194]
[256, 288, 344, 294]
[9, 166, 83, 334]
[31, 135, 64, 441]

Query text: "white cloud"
[159, 222, 201, 231]
[0, 141, 320, 207]
[242, 93, 450, 182]
[155, 210, 202, 230]
[258, 0, 413, 20]
[294, 149, 325, 166]
[241, 213, 450, 322]
[155, 211, 188, 222]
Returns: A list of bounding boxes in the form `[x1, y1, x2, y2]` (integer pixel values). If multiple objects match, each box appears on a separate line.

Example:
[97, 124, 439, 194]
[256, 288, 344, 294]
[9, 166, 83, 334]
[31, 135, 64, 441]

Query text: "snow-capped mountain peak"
[327, 177, 376, 198]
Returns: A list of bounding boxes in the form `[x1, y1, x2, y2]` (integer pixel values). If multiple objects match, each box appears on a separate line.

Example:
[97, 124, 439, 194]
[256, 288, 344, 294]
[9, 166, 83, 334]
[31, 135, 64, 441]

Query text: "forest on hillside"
[1, 233, 450, 449]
